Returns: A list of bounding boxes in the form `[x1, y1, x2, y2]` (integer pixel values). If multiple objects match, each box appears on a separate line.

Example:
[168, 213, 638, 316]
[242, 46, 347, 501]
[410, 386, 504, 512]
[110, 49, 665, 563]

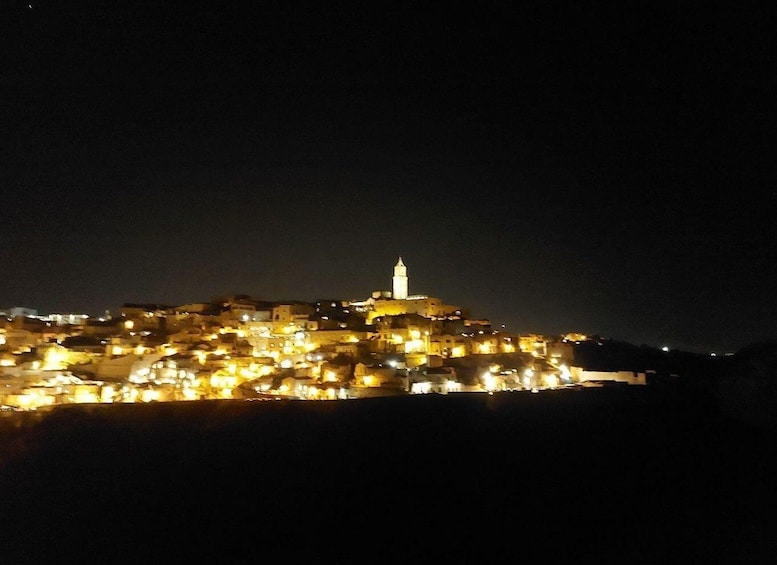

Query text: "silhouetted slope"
[1, 388, 775, 563]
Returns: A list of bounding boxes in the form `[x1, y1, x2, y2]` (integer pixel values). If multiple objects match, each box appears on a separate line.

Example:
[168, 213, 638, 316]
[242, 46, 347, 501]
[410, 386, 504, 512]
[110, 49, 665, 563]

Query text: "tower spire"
[392, 257, 408, 299]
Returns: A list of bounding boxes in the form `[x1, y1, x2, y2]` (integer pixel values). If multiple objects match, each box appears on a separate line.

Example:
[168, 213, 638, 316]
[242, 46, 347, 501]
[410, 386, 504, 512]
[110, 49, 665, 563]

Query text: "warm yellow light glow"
[141, 389, 160, 402]
[451, 345, 466, 358]
[124, 320, 134, 330]
[391, 334, 404, 344]
[445, 380, 461, 393]
[545, 374, 559, 388]
[409, 329, 421, 340]
[362, 375, 377, 387]
[564, 333, 588, 342]
[74, 389, 99, 404]
[477, 343, 491, 354]
[16, 394, 34, 410]
[210, 374, 237, 388]
[0, 359, 15, 367]
[111, 345, 124, 356]
[502, 343, 515, 353]
[323, 370, 338, 382]
[523, 368, 534, 389]
[42, 348, 67, 370]
[101, 386, 115, 403]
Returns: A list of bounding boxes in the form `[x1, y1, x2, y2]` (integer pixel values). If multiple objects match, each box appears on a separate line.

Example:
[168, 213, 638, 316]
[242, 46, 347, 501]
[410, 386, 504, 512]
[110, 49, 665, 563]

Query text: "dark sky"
[1, 1, 775, 354]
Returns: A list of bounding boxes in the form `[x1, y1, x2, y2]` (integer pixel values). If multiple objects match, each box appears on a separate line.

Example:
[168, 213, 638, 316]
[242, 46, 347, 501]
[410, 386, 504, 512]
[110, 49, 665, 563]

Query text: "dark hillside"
[1, 387, 775, 563]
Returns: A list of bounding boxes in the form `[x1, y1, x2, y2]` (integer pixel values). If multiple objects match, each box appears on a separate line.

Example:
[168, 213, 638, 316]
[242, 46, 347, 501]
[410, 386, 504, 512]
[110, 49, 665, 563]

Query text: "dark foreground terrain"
[1, 386, 776, 564]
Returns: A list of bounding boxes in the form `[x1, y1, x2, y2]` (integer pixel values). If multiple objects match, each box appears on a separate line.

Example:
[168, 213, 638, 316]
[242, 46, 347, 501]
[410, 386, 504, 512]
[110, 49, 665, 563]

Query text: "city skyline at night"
[2, 247, 770, 356]
[2, 2, 773, 359]
[2, 4, 775, 562]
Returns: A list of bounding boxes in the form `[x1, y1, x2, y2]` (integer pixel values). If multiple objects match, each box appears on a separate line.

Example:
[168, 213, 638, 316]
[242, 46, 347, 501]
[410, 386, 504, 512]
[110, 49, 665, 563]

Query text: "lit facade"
[392, 257, 408, 299]
[0, 258, 644, 410]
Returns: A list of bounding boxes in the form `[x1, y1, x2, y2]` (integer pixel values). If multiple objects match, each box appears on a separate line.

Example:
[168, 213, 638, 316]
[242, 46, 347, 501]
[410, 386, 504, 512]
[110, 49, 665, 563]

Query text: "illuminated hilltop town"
[0, 258, 645, 410]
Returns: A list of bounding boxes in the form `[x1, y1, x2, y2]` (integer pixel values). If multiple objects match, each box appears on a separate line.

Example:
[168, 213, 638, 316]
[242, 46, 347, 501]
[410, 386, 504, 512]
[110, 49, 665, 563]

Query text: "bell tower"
[392, 257, 408, 300]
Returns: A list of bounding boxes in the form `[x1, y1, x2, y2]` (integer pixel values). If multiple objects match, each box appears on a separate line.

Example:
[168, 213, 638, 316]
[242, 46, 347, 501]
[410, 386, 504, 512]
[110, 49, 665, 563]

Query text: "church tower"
[392, 257, 408, 300]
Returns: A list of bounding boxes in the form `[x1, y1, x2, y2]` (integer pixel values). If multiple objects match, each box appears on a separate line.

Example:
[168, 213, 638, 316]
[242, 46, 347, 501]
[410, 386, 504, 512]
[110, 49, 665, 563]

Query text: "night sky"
[1, 1, 775, 354]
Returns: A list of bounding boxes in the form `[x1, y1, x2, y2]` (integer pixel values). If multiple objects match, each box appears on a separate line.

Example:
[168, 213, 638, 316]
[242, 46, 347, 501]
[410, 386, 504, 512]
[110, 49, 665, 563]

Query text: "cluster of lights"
[0, 290, 636, 410]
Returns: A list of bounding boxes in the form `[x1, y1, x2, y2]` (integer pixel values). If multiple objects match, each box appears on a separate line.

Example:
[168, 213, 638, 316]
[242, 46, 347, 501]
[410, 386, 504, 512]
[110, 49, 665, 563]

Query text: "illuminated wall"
[271, 303, 314, 323]
[570, 367, 647, 385]
[369, 296, 461, 322]
[519, 335, 548, 357]
[392, 257, 408, 300]
[428, 334, 468, 358]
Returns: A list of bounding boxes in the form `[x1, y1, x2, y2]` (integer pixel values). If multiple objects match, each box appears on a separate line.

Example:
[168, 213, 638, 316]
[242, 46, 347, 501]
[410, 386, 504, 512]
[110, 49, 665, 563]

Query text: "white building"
[392, 257, 408, 300]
